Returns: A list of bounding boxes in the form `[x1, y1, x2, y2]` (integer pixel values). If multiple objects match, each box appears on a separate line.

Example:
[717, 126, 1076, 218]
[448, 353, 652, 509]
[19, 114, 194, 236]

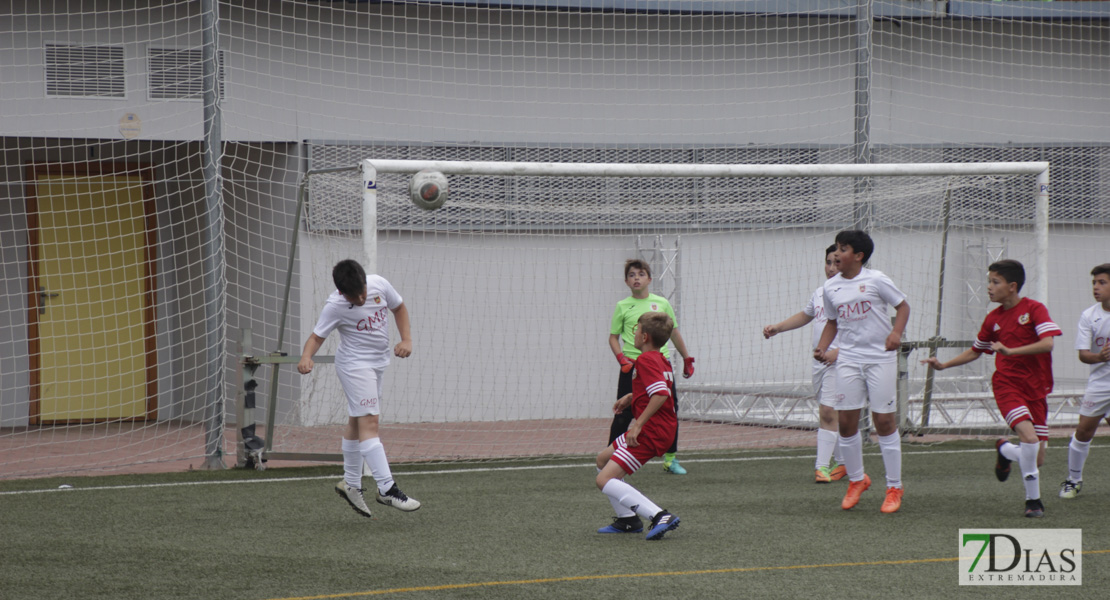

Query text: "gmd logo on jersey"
[959, 529, 1081, 586]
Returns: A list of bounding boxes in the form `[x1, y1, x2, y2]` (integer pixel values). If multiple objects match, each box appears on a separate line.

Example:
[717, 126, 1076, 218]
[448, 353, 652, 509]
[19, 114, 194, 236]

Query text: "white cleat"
[1059, 479, 1082, 499]
[334, 480, 373, 517]
[376, 484, 421, 512]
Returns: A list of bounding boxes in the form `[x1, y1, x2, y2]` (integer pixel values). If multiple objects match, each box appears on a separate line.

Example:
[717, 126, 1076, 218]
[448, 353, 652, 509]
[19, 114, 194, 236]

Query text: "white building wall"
[0, 2, 1106, 145]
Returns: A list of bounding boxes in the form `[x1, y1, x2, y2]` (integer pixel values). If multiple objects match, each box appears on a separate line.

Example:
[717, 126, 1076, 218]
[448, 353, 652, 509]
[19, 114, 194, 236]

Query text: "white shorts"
[812, 363, 837, 408]
[335, 365, 385, 417]
[1079, 389, 1110, 419]
[834, 361, 897, 414]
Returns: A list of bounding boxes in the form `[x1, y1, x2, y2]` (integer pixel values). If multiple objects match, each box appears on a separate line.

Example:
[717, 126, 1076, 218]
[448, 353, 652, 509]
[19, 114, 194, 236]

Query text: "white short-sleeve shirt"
[804, 285, 838, 373]
[312, 275, 403, 370]
[1076, 303, 1110, 394]
[822, 268, 907, 364]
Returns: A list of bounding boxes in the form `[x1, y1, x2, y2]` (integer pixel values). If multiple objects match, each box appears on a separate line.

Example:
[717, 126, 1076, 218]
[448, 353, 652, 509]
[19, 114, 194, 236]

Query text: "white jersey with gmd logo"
[312, 275, 403, 370]
[1077, 303, 1110, 394]
[822, 268, 907, 364]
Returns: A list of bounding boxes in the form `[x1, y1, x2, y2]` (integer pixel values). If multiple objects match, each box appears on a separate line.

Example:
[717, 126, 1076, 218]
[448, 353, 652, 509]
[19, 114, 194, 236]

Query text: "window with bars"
[148, 48, 224, 101]
[44, 43, 125, 98]
[939, 146, 1108, 223]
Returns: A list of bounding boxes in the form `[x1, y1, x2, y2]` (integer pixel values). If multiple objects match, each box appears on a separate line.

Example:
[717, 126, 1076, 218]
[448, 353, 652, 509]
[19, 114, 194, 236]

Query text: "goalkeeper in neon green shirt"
[608, 259, 695, 474]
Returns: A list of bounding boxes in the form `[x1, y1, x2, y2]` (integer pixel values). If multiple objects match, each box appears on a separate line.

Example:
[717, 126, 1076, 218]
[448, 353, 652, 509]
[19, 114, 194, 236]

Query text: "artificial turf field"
[2, 440, 1107, 600]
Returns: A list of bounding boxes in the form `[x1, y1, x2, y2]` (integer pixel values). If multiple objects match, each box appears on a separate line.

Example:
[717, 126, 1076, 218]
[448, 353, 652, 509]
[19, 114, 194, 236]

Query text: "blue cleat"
[646, 511, 680, 540]
[663, 459, 687, 475]
[597, 516, 643, 534]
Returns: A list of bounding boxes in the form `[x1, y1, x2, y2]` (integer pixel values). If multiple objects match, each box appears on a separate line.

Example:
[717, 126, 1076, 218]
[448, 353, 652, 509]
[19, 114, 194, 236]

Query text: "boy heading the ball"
[921, 259, 1061, 518]
[595, 311, 682, 540]
[298, 259, 421, 518]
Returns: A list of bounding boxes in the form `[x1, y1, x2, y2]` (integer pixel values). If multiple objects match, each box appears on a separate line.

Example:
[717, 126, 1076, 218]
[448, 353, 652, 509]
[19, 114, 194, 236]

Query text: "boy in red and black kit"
[922, 259, 1061, 518]
[595, 311, 681, 541]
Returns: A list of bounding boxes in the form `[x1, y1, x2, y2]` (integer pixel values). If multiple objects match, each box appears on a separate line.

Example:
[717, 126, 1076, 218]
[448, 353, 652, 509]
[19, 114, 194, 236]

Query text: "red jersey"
[973, 297, 1062, 398]
[631, 350, 677, 443]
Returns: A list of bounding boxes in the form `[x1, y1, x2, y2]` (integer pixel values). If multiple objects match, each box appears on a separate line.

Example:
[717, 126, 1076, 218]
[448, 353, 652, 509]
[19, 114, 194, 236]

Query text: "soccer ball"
[409, 170, 449, 210]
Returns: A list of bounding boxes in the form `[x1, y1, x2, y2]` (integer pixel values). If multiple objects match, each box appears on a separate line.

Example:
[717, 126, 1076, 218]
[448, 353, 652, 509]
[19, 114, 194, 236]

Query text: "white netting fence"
[1, 1, 1108, 477]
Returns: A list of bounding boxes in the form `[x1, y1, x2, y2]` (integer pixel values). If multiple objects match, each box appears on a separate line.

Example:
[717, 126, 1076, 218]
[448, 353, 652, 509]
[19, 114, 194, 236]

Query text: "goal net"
[253, 157, 1079, 464]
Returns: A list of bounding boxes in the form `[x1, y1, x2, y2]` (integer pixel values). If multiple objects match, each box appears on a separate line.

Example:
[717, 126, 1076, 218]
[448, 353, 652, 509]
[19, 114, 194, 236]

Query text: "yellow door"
[29, 168, 157, 423]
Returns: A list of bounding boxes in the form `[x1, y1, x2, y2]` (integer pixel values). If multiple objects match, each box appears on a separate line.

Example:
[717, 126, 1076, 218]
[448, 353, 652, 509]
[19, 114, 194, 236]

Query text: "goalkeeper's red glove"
[683, 356, 696, 378]
[617, 353, 634, 373]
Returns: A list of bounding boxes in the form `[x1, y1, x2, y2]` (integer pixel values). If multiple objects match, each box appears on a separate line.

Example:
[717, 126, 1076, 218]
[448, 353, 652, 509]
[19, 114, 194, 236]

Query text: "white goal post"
[242, 158, 1061, 465]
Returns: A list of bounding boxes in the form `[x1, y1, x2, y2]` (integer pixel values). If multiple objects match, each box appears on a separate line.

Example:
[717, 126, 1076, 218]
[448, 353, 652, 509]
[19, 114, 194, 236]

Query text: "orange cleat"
[841, 474, 871, 510]
[815, 467, 833, 483]
[880, 486, 904, 513]
[829, 464, 847, 481]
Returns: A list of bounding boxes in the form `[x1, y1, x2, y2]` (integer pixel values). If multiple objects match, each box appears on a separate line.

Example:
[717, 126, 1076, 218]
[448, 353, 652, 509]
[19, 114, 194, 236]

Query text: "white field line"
[1, 444, 1103, 496]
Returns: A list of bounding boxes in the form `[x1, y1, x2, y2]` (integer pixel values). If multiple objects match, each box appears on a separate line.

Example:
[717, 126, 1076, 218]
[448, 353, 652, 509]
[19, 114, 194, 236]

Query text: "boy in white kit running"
[813, 230, 910, 513]
[298, 259, 421, 517]
[763, 244, 847, 484]
[1059, 263, 1110, 499]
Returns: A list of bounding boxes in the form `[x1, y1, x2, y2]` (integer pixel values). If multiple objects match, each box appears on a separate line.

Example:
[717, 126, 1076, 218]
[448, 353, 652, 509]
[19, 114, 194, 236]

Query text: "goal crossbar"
[362, 159, 1049, 179]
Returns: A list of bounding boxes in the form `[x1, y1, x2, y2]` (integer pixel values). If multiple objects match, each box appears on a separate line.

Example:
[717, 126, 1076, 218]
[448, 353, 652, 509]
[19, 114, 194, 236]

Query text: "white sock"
[601, 479, 662, 520]
[1068, 435, 1091, 483]
[816, 428, 837, 469]
[607, 482, 637, 518]
[341, 438, 362, 489]
[359, 437, 395, 494]
[833, 435, 844, 464]
[999, 441, 1021, 462]
[878, 430, 902, 489]
[839, 432, 865, 482]
[1019, 441, 1040, 500]
[597, 467, 636, 517]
